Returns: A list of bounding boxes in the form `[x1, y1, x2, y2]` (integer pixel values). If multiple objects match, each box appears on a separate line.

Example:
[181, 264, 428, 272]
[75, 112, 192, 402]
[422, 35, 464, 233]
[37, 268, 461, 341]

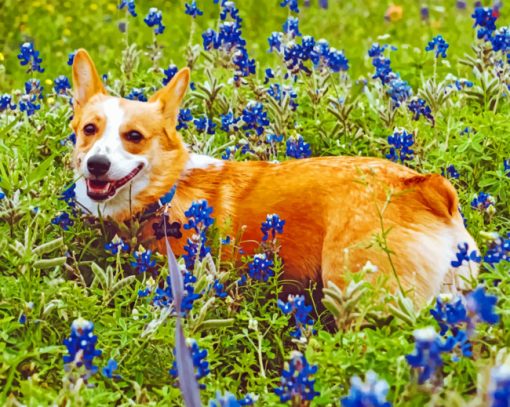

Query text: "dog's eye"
[125, 130, 143, 143]
[83, 123, 97, 136]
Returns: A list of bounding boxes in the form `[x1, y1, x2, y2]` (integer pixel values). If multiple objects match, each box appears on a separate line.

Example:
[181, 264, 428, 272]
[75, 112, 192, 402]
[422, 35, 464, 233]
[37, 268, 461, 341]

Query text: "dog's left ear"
[149, 67, 190, 122]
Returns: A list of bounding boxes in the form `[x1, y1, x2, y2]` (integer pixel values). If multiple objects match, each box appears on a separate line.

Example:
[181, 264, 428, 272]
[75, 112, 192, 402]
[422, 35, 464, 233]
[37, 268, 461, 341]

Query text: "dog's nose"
[87, 155, 111, 176]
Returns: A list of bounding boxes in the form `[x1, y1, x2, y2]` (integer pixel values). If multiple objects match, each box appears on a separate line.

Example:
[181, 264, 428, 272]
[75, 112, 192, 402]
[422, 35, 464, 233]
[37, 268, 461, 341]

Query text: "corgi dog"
[71, 49, 478, 303]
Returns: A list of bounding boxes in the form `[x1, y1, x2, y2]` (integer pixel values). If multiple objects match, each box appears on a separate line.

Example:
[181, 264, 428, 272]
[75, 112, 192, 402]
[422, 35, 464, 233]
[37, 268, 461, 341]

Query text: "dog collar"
[143, 184, 177, 218]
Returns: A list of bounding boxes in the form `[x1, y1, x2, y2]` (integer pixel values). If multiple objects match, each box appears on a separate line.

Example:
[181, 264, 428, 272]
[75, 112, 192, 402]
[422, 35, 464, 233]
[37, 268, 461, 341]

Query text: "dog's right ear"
[72, 49, 106, 107]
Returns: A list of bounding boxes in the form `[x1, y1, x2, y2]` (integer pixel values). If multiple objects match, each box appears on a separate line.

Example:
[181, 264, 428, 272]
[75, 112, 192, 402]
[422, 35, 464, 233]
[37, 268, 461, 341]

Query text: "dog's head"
[71, 49, 189, 211]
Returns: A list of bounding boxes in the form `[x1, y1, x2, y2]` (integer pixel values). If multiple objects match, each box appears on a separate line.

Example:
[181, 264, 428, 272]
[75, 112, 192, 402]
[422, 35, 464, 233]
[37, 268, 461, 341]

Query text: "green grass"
[1, 0, 510, 406]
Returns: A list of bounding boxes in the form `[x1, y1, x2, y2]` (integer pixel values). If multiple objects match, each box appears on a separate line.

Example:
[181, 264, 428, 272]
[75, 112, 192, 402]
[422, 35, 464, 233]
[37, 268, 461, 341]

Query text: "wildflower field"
[1, 0, 510, 405]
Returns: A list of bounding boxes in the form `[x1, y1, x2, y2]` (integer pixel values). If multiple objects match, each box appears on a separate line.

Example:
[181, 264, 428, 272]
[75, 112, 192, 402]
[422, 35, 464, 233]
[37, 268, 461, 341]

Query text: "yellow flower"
[0, 53, 4, 62]
[107, 3, 117, 12]
[47, 97, 55, 105]
[90, 3, 98, 11]
[63, 28, 71, 37]
[45, 4, 55, 13]
[385, 4, 403, 22]
[65, 16, 73, 23]
[45, 79, 53, 86]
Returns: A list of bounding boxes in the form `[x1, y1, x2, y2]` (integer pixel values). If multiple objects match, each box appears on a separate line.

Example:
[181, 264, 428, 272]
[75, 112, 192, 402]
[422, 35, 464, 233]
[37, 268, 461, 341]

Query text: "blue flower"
[491, 27, 510, 52]
[386, 128, 414, 163]
[431, 295, 469, 336]
[17, 42, 44, 73]
[194, 116, 217, 135]
[484, 233, 510, 264]
[119, 0, 137, 17]
[177, 108, 194, 130]
[472, 7, 498, 40]
[286, 135, 312, 159]
[406, 327, 453, 384]
[232, 48, 256, 82]
[248, 253, 274, 281]
[260, 214, 285, 241]
[212, 279, 228, 298]
[63, 318, 102, 376]
[210, 392, 256, 406]
[283, 16, 301, 38]
[444, 164, 460, 179]
[504, 159, 510, 176]
[267, 84, 298, 111]
[408, 98, 434, 124]
[102, 359, 119, 379]
[274, 351, 319, 403]
[241, 102, 270, 136]
[54, 75, 71, 95]
[425, 35, 449, 58]
[465, 286, 500, 325]
[341, 371, 391, 407]
[268, 32, 283, 52]
[25, 79, 44, 99]
[489, 365, 510, 407]
[131, 249, 156, 273]
[152, 273, 201, 313]
[220, 112, 240, 132]
[126, 88, 147, 101]
[450, 243, 481, 267]
[67, 50, 76, 66]
[144, 8, 165, 35]
[471, 192, 496, 214]
[183, 200, 214, 269]
[277, 295, 314, 339]
[104, 235, 129, 255]
[264, 68, 275, 84]
[455, 79, 474, 90]
[170, 339, 209, 386]
[51, 212, 74, 230]
[185, 1, 203, 18]
[387, 77, 412, 107]
[59, 183, 76, 208]
[163, 64, 178, 85]
[280, 0, 299, 13]
[0, 94, 16, 112]
[220, 1, 241, 24]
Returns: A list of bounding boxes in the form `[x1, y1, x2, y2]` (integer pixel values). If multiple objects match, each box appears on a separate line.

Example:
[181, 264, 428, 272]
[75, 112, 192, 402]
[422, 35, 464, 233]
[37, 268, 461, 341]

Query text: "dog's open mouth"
[86, 164, 144, 201]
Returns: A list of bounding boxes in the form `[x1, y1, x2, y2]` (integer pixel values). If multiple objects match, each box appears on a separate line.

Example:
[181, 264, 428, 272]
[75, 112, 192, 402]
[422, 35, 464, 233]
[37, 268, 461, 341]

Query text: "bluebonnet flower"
[278, 295, 314, 339]
[0, 187, 5, 200]
[267, 84, 298, 110]
[59, 183, 76, 208]
[431, 294, 469, 336]
[266, 134, 284, 144]
[63, 318, 102, 376]
[450, 242, 481, 267]
[25, 79, 44, 99]
[185, 1, 203, 18]
[387, 77, 412, 107]
[220, 1, 241, 25]
[209, 391, 256, 406]
[241, 102, 270, 136]
[102, 359, 119, 379]
[504, 159, 510, 176]
[484, 233, 510, 265]
[454, 79, 474, 90]
[19, 96, 41, 116]
[472, 7, 498, 40]
[67, 51, 76, 66]
[61, 132, 76, 146]
[456, 0, 466, 9]
[51, 212, 74, 230]
[492, 27, 510, 52]
[408, 98, 434, 124]
[126, 88, 147, 101]
[268, 32, 283, 52]
[386, 128, 414, 163]
[283, 16, 301, 38]
[280, 0, 299, 13]
[489, 365, 510, 407]
[212, 279, 228, 298]
[326, 48, 349, 72]
[232, 49, 256, 83]
[368, 44, 394, 84]
[465, 286, 500, 325]
[194, 116, 217, 135]
[444, 164, 460, 179]
[406, 327, 453, 384]
[286, 135, 312, 159]
[0, 94, 16, 112]
[17, 42, 44, 73]
[471, 192, 496, 214]
[119, 0, 137, 16]
[177, 108, 194, 130]
[248, 253, 274, 281]
[131, 249, 156, 273]
[274, 351, 319, 403]
[54, 75, 71, 95]
[341, 371, 391, 407]
[144, 8, 165, 35]
[261, 214, 285, 241]
[104, 235, 129, 254]
[421, 5, 429, 21]
[183, 200, 214, 269]
[153, 272, 201, 313]
[425, 35, 449, 58]
[264, 68, 275, 84]
[163, 64, 178, 85]
[221, 112, 240, 133]
[170, 339, 209, 386]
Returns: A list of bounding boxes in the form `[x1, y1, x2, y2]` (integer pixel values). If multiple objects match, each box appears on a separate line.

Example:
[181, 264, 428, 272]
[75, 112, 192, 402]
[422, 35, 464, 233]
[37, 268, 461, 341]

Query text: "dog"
[71, 49, 479, 303]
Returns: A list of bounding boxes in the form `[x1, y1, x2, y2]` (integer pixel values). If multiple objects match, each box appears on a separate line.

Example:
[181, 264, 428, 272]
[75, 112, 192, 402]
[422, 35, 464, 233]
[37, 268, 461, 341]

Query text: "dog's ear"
[72, 49, 106, 107]
[149, 67, 190, 122]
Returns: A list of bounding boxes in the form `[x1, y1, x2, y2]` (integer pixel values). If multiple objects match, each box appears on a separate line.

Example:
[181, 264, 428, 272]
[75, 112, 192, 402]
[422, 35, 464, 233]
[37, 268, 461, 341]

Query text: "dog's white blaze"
[184, 153, 223, 171]
[76, 98, 149, 217]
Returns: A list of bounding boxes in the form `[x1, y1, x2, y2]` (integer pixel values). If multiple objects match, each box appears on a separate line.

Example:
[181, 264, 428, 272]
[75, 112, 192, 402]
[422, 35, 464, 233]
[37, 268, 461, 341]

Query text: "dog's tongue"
[86, 179, 115, 199]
